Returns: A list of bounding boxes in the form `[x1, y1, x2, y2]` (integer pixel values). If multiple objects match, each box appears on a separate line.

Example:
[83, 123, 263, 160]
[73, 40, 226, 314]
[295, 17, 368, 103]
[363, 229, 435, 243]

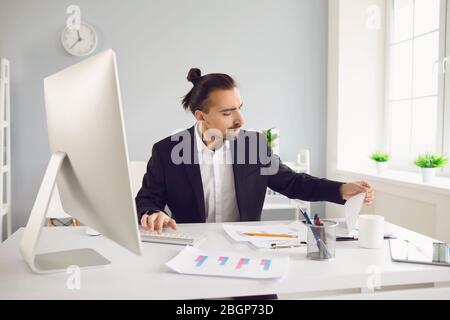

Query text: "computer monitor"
[20, 49, 142, 273]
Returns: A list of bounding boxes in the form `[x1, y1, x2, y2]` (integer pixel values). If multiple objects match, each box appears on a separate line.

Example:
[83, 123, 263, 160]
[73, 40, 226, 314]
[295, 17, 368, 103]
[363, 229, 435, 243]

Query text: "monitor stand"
[19, 151, 111, 274]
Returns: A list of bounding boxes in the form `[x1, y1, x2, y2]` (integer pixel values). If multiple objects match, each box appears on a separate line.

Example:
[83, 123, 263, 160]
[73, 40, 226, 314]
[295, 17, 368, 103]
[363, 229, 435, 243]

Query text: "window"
[386, 0, 446, 172]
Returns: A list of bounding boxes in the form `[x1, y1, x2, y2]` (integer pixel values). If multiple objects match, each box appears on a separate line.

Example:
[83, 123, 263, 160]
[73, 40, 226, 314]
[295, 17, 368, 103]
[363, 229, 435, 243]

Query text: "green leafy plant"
[370, 151, 390, 162]
[414, 153, 448, 168]
[262, 128, 279, 149]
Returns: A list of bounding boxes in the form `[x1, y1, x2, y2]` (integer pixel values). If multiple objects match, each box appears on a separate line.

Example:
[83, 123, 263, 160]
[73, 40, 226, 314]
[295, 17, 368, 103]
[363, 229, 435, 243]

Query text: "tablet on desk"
[389, 239, 450, 267]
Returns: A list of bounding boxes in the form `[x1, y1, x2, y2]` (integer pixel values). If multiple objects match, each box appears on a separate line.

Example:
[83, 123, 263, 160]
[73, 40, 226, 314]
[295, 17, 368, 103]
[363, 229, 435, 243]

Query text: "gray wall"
[0, 0, 328, 233]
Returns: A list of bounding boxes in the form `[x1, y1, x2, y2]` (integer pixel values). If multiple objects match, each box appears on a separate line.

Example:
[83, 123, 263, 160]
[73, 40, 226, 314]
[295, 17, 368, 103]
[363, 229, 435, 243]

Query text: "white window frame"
[384, 0, 448, 176]
[443, 0, 450, 175]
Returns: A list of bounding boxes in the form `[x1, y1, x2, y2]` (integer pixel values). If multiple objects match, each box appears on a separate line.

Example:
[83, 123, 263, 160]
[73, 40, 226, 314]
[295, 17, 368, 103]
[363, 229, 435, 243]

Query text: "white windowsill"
[335, 167, 450, 196]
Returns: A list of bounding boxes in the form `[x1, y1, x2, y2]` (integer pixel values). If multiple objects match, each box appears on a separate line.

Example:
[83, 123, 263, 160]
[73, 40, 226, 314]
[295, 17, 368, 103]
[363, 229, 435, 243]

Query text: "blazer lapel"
[183, 126, 206, 221]
[231, 133, 246, 220]
[231, 130, 265, 221]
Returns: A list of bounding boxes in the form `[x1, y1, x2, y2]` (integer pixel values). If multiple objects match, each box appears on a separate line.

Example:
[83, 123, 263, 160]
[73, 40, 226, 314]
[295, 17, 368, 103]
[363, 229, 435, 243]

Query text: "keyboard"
[139, 227, 203, 246]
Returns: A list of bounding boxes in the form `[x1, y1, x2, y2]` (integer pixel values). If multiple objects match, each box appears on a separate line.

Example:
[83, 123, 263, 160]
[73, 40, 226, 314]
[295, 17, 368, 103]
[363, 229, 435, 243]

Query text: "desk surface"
[1, 220, 450, 299]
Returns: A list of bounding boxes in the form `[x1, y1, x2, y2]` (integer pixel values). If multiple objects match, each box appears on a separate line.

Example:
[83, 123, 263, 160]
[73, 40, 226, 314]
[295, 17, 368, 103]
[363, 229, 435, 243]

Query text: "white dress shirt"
[195, 122, 240, 223]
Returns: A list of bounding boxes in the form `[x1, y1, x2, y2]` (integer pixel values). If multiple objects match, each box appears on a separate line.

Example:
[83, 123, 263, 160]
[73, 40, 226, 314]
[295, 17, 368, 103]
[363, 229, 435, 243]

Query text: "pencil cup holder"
[303, 220, 338, 260]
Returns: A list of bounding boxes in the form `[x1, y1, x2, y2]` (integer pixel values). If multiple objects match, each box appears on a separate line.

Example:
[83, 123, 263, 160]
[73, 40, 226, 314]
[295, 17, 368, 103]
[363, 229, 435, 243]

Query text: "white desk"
[1, 220, 450, 299]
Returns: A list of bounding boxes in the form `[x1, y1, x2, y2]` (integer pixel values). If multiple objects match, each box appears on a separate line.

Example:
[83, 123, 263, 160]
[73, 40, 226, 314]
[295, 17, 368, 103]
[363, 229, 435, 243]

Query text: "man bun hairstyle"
[182, 68, 236, 114]
[186, 68, 202, 85]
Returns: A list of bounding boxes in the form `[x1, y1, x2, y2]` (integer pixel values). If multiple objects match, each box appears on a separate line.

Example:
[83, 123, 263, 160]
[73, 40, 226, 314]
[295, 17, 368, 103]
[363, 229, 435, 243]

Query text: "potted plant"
[414, 153, 448, 183]
[370, 151, 390, 174]
[262, 128, 279, 155]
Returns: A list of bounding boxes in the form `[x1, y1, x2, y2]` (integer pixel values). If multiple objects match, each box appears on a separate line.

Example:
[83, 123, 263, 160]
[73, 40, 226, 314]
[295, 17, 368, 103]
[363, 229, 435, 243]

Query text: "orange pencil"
[243, 232, 297, 238]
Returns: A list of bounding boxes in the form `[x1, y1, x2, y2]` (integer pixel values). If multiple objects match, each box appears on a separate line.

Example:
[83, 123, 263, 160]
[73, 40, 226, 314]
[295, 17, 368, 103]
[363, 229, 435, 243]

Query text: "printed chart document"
[166, 246, 289, 279]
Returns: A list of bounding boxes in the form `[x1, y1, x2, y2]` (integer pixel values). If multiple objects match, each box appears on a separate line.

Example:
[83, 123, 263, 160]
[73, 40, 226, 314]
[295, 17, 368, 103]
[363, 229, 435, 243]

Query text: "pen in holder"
[303, 219, 338, 260]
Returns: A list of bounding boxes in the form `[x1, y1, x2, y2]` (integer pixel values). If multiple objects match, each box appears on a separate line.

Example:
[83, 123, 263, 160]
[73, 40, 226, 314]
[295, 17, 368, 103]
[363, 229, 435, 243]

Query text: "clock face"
[61, 22, 97, 57]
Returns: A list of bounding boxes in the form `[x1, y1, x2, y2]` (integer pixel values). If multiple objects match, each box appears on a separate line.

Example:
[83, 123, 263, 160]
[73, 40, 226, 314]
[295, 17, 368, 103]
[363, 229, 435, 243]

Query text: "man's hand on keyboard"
[141, 211, 177, 233]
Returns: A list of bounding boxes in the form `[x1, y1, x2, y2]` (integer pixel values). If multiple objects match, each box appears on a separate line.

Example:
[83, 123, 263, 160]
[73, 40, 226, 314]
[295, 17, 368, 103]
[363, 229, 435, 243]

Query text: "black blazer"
[135, 126, 346, 223]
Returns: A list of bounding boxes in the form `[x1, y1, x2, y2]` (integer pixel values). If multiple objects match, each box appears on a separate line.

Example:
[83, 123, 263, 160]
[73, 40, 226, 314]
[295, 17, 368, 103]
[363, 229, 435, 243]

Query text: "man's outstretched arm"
[267, 157, 374, 205]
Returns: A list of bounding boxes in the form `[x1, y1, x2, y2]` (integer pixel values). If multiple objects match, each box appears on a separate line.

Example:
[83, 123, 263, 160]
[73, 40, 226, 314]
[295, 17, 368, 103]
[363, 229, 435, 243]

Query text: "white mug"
[358, 215, 385, 249]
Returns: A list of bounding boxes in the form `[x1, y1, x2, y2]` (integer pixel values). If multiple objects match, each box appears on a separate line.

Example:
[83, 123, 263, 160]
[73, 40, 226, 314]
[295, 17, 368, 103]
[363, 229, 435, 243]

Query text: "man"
[136, 68, 374, 233]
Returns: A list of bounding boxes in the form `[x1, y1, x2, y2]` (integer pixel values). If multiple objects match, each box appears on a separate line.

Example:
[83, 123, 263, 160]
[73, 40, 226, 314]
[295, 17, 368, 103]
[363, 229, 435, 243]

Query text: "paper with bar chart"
[166, 246, 289, 279]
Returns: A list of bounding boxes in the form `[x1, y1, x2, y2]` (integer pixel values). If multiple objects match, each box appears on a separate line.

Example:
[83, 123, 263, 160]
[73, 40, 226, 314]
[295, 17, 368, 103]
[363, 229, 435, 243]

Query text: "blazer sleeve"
[267, 155, 346, 205]
[135, 144, 168, 220]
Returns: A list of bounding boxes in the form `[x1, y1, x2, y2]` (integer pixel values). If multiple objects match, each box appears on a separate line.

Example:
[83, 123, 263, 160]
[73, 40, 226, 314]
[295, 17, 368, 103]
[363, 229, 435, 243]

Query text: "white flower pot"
[270, 141, 279, 156]
[421, 167, 436, 183]
[375, 161, 387, 175]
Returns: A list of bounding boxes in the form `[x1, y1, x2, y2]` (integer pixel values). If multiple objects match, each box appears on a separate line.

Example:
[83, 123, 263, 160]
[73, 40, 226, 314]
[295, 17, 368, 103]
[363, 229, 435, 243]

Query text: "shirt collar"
[195, 122, 230, 153]
[195, 122, 208, 153]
